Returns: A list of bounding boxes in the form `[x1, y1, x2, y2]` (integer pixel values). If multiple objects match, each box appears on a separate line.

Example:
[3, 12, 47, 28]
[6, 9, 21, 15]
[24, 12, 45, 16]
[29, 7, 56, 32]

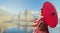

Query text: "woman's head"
[40, 8, 43, 16]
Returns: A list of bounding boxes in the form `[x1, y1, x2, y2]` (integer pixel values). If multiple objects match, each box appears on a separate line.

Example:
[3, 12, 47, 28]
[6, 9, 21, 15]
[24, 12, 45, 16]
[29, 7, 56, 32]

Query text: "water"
[6, 27, 33, 33]
[6, 24, 60, 33]
[6, 27, 26, 33]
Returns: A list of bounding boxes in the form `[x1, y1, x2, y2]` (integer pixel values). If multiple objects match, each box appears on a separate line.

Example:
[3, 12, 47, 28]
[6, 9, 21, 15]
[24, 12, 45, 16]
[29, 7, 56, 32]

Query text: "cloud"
[0, 6, 17, 16]
[58, 13, 60, 18]
[57, 10, 60, 18]
[31, 10, 39, 15]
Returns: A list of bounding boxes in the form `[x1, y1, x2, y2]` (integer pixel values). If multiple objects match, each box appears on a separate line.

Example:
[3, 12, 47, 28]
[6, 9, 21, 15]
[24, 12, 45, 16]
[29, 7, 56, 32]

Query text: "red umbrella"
[42, 1, 58, 28]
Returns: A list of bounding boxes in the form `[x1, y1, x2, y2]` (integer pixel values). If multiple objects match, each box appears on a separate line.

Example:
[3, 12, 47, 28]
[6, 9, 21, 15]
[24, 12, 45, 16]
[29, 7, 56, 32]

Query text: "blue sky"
[0, 0, 60, 18]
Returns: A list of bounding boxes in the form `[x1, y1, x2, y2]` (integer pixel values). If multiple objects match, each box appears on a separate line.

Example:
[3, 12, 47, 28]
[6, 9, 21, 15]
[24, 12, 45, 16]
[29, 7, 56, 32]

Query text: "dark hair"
[38, 21, 48, 31]
[41, 8, 43, 16]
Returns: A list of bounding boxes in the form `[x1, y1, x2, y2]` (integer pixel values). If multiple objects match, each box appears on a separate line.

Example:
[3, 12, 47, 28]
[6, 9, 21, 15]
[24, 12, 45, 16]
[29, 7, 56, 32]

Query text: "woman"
[33, 10, 49, 33]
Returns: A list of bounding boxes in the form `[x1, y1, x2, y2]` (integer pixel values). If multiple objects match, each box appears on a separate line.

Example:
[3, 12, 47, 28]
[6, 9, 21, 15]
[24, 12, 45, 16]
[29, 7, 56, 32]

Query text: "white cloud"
[0, 6, 18, 15]
[57, 10, 60, 18]
[31, 10, 39, 15]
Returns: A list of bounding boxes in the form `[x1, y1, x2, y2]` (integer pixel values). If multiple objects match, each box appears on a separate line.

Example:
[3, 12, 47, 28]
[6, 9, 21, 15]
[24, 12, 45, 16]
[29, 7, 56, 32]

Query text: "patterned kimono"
[33, 17, 49, 33]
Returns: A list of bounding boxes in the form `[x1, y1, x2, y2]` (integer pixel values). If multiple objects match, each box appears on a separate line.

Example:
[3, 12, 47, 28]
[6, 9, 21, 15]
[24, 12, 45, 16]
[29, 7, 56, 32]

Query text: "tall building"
[18, 9, 34, 33]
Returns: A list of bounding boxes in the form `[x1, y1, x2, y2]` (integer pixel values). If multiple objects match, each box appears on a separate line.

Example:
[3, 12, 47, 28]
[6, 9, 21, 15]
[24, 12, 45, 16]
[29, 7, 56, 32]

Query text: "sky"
[0, 0, 60, 18]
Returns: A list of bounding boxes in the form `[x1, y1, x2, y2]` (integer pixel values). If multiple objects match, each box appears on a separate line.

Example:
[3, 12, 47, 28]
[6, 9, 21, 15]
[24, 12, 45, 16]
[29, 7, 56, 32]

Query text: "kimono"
[33, 17, 49, 33]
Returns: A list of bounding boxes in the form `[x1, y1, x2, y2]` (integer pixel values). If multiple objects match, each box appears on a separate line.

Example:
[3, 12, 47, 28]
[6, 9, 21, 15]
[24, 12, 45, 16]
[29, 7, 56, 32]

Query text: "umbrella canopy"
[42, 1, 58, 28]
